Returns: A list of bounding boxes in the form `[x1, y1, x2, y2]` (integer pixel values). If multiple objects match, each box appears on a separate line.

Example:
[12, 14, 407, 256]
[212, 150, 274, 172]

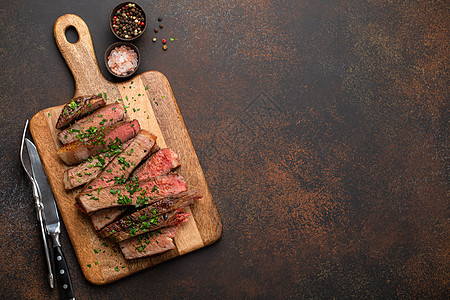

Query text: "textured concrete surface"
[0, 0, 448, 298]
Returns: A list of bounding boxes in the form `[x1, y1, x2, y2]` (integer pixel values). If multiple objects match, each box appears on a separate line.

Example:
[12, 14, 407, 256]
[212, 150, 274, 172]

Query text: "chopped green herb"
[145, 86, 149, 90]
[69, 99, 79, 110]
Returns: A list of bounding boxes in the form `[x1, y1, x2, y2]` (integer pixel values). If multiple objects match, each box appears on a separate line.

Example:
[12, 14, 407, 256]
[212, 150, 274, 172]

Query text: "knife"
[25, 138, 75, 300]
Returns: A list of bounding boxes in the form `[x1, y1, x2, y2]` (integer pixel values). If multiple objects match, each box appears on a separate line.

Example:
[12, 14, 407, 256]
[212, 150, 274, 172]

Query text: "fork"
[20, 120, 55, 289]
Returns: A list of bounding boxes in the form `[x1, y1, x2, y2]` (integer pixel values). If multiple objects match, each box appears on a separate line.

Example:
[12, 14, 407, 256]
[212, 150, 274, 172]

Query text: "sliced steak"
[120, 226, 180, 259]
[87, 143, 164, 231]
[131, 148, 180, 181]
[58, 103, 125, 144]
[98, 191, 200, 238]
[56, 95, 106, 129]
[77, 174, 187, 214]
[57, 120, 140, 166]
[82, 130, 157, 192]
[107, 211, 189, 242]
[64, 139, 160, 190]
[63, 139, 134, 190]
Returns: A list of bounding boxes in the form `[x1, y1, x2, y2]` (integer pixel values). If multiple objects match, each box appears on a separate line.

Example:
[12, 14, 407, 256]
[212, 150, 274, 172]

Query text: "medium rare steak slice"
[57, 120, 140, 166]
[57, 103, 125, 144]
[131, 148, 180, 181]
[82, 130, 157, 192]
[56, 95, 106, 129]
[98, 191, 200, 238]
[119, 226, 181, 259]
[63, 138, 134, 190]
[77, 174, 187, 214]
[107, 211, 189, 242]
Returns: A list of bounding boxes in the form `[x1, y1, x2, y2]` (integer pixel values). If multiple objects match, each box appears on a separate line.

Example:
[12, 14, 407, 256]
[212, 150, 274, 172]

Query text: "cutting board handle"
[54, 14, 108, 96]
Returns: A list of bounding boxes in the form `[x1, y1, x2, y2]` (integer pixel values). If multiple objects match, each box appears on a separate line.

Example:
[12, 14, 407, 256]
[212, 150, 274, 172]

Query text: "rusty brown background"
[0, 0, 448, 299]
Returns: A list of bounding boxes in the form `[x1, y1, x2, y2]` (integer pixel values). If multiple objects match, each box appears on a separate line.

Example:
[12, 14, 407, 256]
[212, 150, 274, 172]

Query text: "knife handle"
[53, 245, 75, 300]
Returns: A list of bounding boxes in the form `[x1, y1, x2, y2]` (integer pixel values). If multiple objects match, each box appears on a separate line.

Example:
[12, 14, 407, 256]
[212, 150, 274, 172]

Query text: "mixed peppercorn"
[111, 3, 145, 39]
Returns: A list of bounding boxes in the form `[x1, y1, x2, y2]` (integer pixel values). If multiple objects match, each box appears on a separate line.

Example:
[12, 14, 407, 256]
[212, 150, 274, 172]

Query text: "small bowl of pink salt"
[104, 42, 140, 78]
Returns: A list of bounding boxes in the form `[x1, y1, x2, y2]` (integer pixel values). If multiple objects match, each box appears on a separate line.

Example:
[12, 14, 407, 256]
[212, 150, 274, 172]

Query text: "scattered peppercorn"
[158, 17, 162, 22]
[111, 3, 146, 40]
[162, 39, 166, 44]
[154, 28, 159, 33]
[159, 24, 163, 29]
[152, 37, 157, 42]
[162, 45, 167, 51]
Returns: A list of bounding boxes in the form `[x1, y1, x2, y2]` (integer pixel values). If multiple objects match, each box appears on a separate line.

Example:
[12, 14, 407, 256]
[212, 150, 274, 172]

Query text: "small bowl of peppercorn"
[110, 2, 146, 40]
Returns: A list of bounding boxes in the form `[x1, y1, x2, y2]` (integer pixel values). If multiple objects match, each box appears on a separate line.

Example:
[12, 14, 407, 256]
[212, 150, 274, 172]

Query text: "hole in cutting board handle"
[65, 26, 79, 44]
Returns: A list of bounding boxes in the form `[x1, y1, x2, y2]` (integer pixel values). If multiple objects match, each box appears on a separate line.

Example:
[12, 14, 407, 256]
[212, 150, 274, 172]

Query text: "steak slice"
[90, 208, 126, 231]
[107, 211, 189, 242]
[82, 130, 157, 192]
[98, 191, 200, 238]
[77, 174, 187, 214]
[56, 95, 106, 129]
[119, 226, 181, 259]
[63, 138, 134, 190]
[131, 148, 180, 181]
[57, 120, 140, 166]
[57, 103, 125, 144]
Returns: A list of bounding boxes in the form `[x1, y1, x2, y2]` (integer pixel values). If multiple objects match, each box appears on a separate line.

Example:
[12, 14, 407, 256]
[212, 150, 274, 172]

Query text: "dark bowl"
[104, 42, 141, 78]
[109, 2, 147, 41]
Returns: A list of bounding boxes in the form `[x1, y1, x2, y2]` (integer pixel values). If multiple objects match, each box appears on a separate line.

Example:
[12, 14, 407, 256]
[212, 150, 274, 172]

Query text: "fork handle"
[35, 200, 55, 289]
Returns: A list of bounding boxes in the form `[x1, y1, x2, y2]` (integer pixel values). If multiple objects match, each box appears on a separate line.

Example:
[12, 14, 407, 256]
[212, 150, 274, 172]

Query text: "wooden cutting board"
[29, 14, 222, 285]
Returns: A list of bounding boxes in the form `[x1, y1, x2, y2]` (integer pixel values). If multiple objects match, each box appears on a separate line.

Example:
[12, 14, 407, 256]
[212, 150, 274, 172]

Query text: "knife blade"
[25, 138, 75, 300]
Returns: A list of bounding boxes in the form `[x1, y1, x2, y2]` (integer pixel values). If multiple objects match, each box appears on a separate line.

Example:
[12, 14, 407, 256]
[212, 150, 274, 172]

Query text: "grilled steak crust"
[119, 226, 179, 259]
[57, 120, 140, 166]
[107, 211, 189, 242]
[63, 138, 134, 190]
[82, 130, 157, 192]
[98, 191, 200, 238]
[77, 174, 187, 214]
[56, 95, 106, 129]
[57, 103, 125, 144]
[131, 148, 180, 181]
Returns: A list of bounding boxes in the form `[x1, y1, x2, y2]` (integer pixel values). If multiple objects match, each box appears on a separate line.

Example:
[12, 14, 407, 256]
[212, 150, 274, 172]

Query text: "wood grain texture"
[29, 14, 221, 285]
